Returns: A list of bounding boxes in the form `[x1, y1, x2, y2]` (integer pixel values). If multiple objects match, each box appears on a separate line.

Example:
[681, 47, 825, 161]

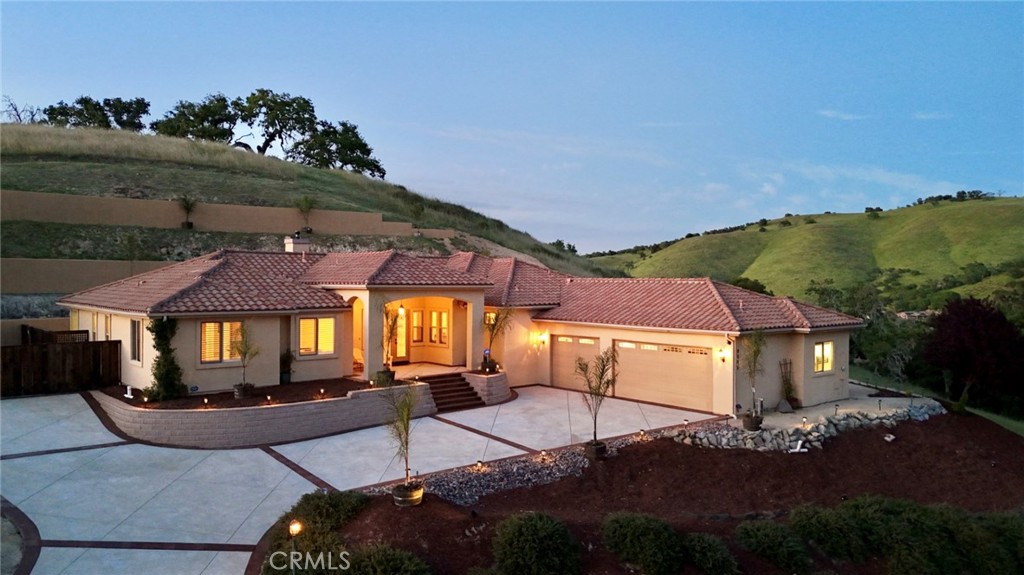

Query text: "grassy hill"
[0, 124, 609, 277]
[592, 200, 1024, 303]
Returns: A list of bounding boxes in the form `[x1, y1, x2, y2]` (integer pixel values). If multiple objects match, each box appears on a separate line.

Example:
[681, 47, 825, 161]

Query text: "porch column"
[364, 292, 386, 378]
[466, 294, 485, 370]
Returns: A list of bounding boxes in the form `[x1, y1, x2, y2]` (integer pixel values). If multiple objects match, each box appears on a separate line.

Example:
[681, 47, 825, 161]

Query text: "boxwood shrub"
[734, 520, 811, 575]
[602, 512, 684, 575]
[347, 543, 432, 575]
[681, 532, 739, 575]
[492, 512, 580, 575]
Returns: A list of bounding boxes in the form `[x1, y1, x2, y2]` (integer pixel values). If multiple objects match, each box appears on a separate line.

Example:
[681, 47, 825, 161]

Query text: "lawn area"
[850, 365, 1024, 437]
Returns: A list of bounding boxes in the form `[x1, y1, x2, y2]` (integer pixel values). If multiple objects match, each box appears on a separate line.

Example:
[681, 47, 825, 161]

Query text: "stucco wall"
[90, 382, 437, 449]
[1, 259, 173, 295]
[491, 309, 546, 387]
[1, 189, 454, 238]
[798, 330, 850, 407]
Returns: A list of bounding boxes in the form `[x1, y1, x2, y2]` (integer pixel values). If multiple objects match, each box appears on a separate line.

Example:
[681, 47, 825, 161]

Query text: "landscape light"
[878, 399, 882, 411]
[203, 397, 208, 405]
[683, 419, 689, 426]
[835, 404, 839, 416]
[266, 395, 272, 402]
[475, 460, 483, 470]
[320, 388, 325, 395]
[802, 416, 808, 428]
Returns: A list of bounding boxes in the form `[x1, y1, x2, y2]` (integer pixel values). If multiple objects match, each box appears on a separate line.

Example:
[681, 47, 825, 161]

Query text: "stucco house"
[59, 238, 862, 415]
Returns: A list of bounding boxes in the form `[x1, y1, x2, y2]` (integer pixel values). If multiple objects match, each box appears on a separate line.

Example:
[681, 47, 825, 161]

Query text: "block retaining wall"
[461, 372, 511, 405]
[90, 383, 437, 449]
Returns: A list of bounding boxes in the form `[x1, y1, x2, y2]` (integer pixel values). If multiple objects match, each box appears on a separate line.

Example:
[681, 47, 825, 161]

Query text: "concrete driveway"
[0, 386, 711, 574]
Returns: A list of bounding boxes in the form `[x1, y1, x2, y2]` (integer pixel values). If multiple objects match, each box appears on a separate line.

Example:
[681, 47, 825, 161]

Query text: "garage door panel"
[551, 336, 597, 391]
[615, 341, 713, 411]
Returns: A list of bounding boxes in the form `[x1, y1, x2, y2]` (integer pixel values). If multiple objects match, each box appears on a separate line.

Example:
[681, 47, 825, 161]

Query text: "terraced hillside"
[0, 124, 608, 277]
[592, 199, 1024, 302]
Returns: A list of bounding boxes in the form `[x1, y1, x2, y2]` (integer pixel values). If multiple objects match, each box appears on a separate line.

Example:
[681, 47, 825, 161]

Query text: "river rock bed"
[672, 402, 947, 451]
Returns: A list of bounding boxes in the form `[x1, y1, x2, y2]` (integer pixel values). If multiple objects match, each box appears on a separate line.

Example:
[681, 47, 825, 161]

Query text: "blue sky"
[3, 2, 1022, 253]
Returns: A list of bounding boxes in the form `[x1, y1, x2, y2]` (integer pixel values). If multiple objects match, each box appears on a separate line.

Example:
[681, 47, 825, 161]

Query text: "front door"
[391, 311, 409, 365]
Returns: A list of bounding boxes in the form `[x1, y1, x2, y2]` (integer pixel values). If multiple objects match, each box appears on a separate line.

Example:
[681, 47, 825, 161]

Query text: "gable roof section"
[444, 252, 566, 307]
[535, 278, 861, 332]
[59, 251, 347, 315]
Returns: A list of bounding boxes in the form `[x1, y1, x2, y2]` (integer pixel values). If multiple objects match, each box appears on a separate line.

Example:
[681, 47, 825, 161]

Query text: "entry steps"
[416, 373, 485, 413]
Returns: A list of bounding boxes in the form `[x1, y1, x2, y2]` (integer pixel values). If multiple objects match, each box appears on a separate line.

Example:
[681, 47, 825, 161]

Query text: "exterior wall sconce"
[529, 331, 549, 349]
[398, 304, 405, 316]
[718, 348, 728, 363]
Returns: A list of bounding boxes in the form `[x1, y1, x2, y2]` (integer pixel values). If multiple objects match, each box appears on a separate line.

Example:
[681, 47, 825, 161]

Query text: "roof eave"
[532, 318, 743, 337]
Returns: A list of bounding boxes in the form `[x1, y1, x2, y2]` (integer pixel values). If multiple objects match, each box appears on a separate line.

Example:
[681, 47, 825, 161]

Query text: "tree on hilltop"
[233, 89, 317, 156]
[286, 120, 386, 178]
[150, 94, 239, 143]
[43, 96, 150, 131]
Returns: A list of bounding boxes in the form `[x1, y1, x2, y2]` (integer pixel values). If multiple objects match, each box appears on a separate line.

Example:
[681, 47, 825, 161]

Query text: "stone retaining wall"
[672, 402, 947, 452]
[461, 372, 511, 405]
[90, 383, 437, 449]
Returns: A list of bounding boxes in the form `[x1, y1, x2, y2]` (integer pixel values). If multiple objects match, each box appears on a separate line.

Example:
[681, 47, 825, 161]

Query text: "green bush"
[789, 504, 869, 562]
[347, 544, 432, 575]
[602, 512, 683, 575]
[492, 512, 580, 575]
[681, 532, 739, 575]
[146, 317, 186, 401]
[977, 512, 1024, 568]
[262, 490, 369, 575]
[735, 520, 811, 574]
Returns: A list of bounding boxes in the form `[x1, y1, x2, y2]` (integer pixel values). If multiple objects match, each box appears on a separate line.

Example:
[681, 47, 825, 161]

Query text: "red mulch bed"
[100, 378, 369, 409]
[339, 411, 1024, 574]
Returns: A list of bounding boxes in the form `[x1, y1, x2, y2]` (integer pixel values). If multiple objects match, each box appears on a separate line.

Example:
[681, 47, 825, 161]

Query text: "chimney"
[284, 236, 311, 253]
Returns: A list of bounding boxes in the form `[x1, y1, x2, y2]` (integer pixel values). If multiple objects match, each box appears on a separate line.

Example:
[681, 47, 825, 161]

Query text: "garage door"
[550, 335, 599, 391]
[614, 340, 713, 411]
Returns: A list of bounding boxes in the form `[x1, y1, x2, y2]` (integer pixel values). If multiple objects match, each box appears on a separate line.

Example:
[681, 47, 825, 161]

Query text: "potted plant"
[575, 347, 617, 460]
[481, 307, 515, 373]
[376, 303, 400, 386]
[279, 349, 295, 385]
[385, 385, 423, 506]
[740, 330, 766, 430]
[232, 322, 259, 399]
[177, 193, 198, 229]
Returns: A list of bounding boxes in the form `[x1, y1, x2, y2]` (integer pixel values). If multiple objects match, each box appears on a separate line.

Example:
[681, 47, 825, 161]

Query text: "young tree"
[380, 303, 401, 371]
[384, 385, 417, 488]
[740, 330, 766, 414]
[294, 194, 317, 228]
[575, 347, 617, 444]
[233, 89, 317, 155]
[924, 298, 1024, 411]
[150, 94, 238, 143]
[231, 322, 260, 386]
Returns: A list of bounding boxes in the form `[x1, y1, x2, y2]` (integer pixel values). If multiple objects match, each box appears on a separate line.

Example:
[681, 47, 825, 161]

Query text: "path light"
[878, 399, 882, 411]
[203, 397, 208, 406]
[143, 396, 149, 404]
[802, 416, 808, 428]
[320, 388, 325, 395]
[835, 404, 839, 416]
[266, 395, 272, 403]
[288, 519, 303, 575]
[683, 419, 689, 426]
[639, 429, 646, 437]
[475, 460, 484, 470]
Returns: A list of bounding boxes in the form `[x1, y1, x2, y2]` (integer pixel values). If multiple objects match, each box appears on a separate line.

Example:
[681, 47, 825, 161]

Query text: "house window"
[104, 315, 112, 340]
[130, 319, 142, 363]
[429, 310, 449, 345]
[299, 317, 335, 356]
[411, 310, 423, 343]
[91, 312, 99, 341]
[201, 321, 242, 363]
[814, 341, 834, 373]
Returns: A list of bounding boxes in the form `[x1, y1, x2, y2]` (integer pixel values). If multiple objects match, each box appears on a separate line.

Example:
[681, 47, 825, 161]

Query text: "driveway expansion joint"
[430, 414, 539, 454]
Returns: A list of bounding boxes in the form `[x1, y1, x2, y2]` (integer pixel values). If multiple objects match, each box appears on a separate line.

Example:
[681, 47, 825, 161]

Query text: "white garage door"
[550, 335, 599, 391]
[614, 340, 713, 411]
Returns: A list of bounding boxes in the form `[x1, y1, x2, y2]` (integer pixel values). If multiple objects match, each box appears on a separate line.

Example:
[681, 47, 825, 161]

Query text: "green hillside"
[0, 124, 609, 277]
[593, 200, 1024, 304]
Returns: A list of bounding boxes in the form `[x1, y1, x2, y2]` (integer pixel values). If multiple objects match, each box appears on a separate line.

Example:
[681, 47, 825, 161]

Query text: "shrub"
[262, 490, 369, 574]
[602, 512, 683, 575]
[146, 317, 186, 401]
[492, 512, 580, 575]
[789, 504, 869, 562]
[347, 544, 432, 575]
[734, 520, 811, 574]
[778, 219, 793, 227]
[681, 532, 739, 575]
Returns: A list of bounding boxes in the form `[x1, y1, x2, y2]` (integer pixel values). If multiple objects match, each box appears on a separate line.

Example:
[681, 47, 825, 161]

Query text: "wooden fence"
[1, 340, 121, 397]
[21, 325, 89, 344]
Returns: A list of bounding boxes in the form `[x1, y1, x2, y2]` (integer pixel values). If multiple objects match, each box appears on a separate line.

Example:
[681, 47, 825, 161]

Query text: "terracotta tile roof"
[59, 251, 347, 315]
[301, 250, 491, 286]
[534, 278, 862, 332]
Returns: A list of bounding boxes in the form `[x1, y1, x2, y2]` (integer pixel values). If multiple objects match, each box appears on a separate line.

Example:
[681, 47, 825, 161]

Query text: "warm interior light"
[288, 519, 303, 537]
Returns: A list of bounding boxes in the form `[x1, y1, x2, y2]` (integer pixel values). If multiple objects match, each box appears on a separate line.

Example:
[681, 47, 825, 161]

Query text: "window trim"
[427, 309, 450, 347]
[411, 310, 424, 344]
[813, 341, 834, 374]
[298, 316, 337, 358]
[129, 319, 142, 364]
[199, 320, 243, 365]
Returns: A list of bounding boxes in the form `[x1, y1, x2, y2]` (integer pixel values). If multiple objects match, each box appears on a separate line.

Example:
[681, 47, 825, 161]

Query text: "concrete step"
[419, 373, 484, 413]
